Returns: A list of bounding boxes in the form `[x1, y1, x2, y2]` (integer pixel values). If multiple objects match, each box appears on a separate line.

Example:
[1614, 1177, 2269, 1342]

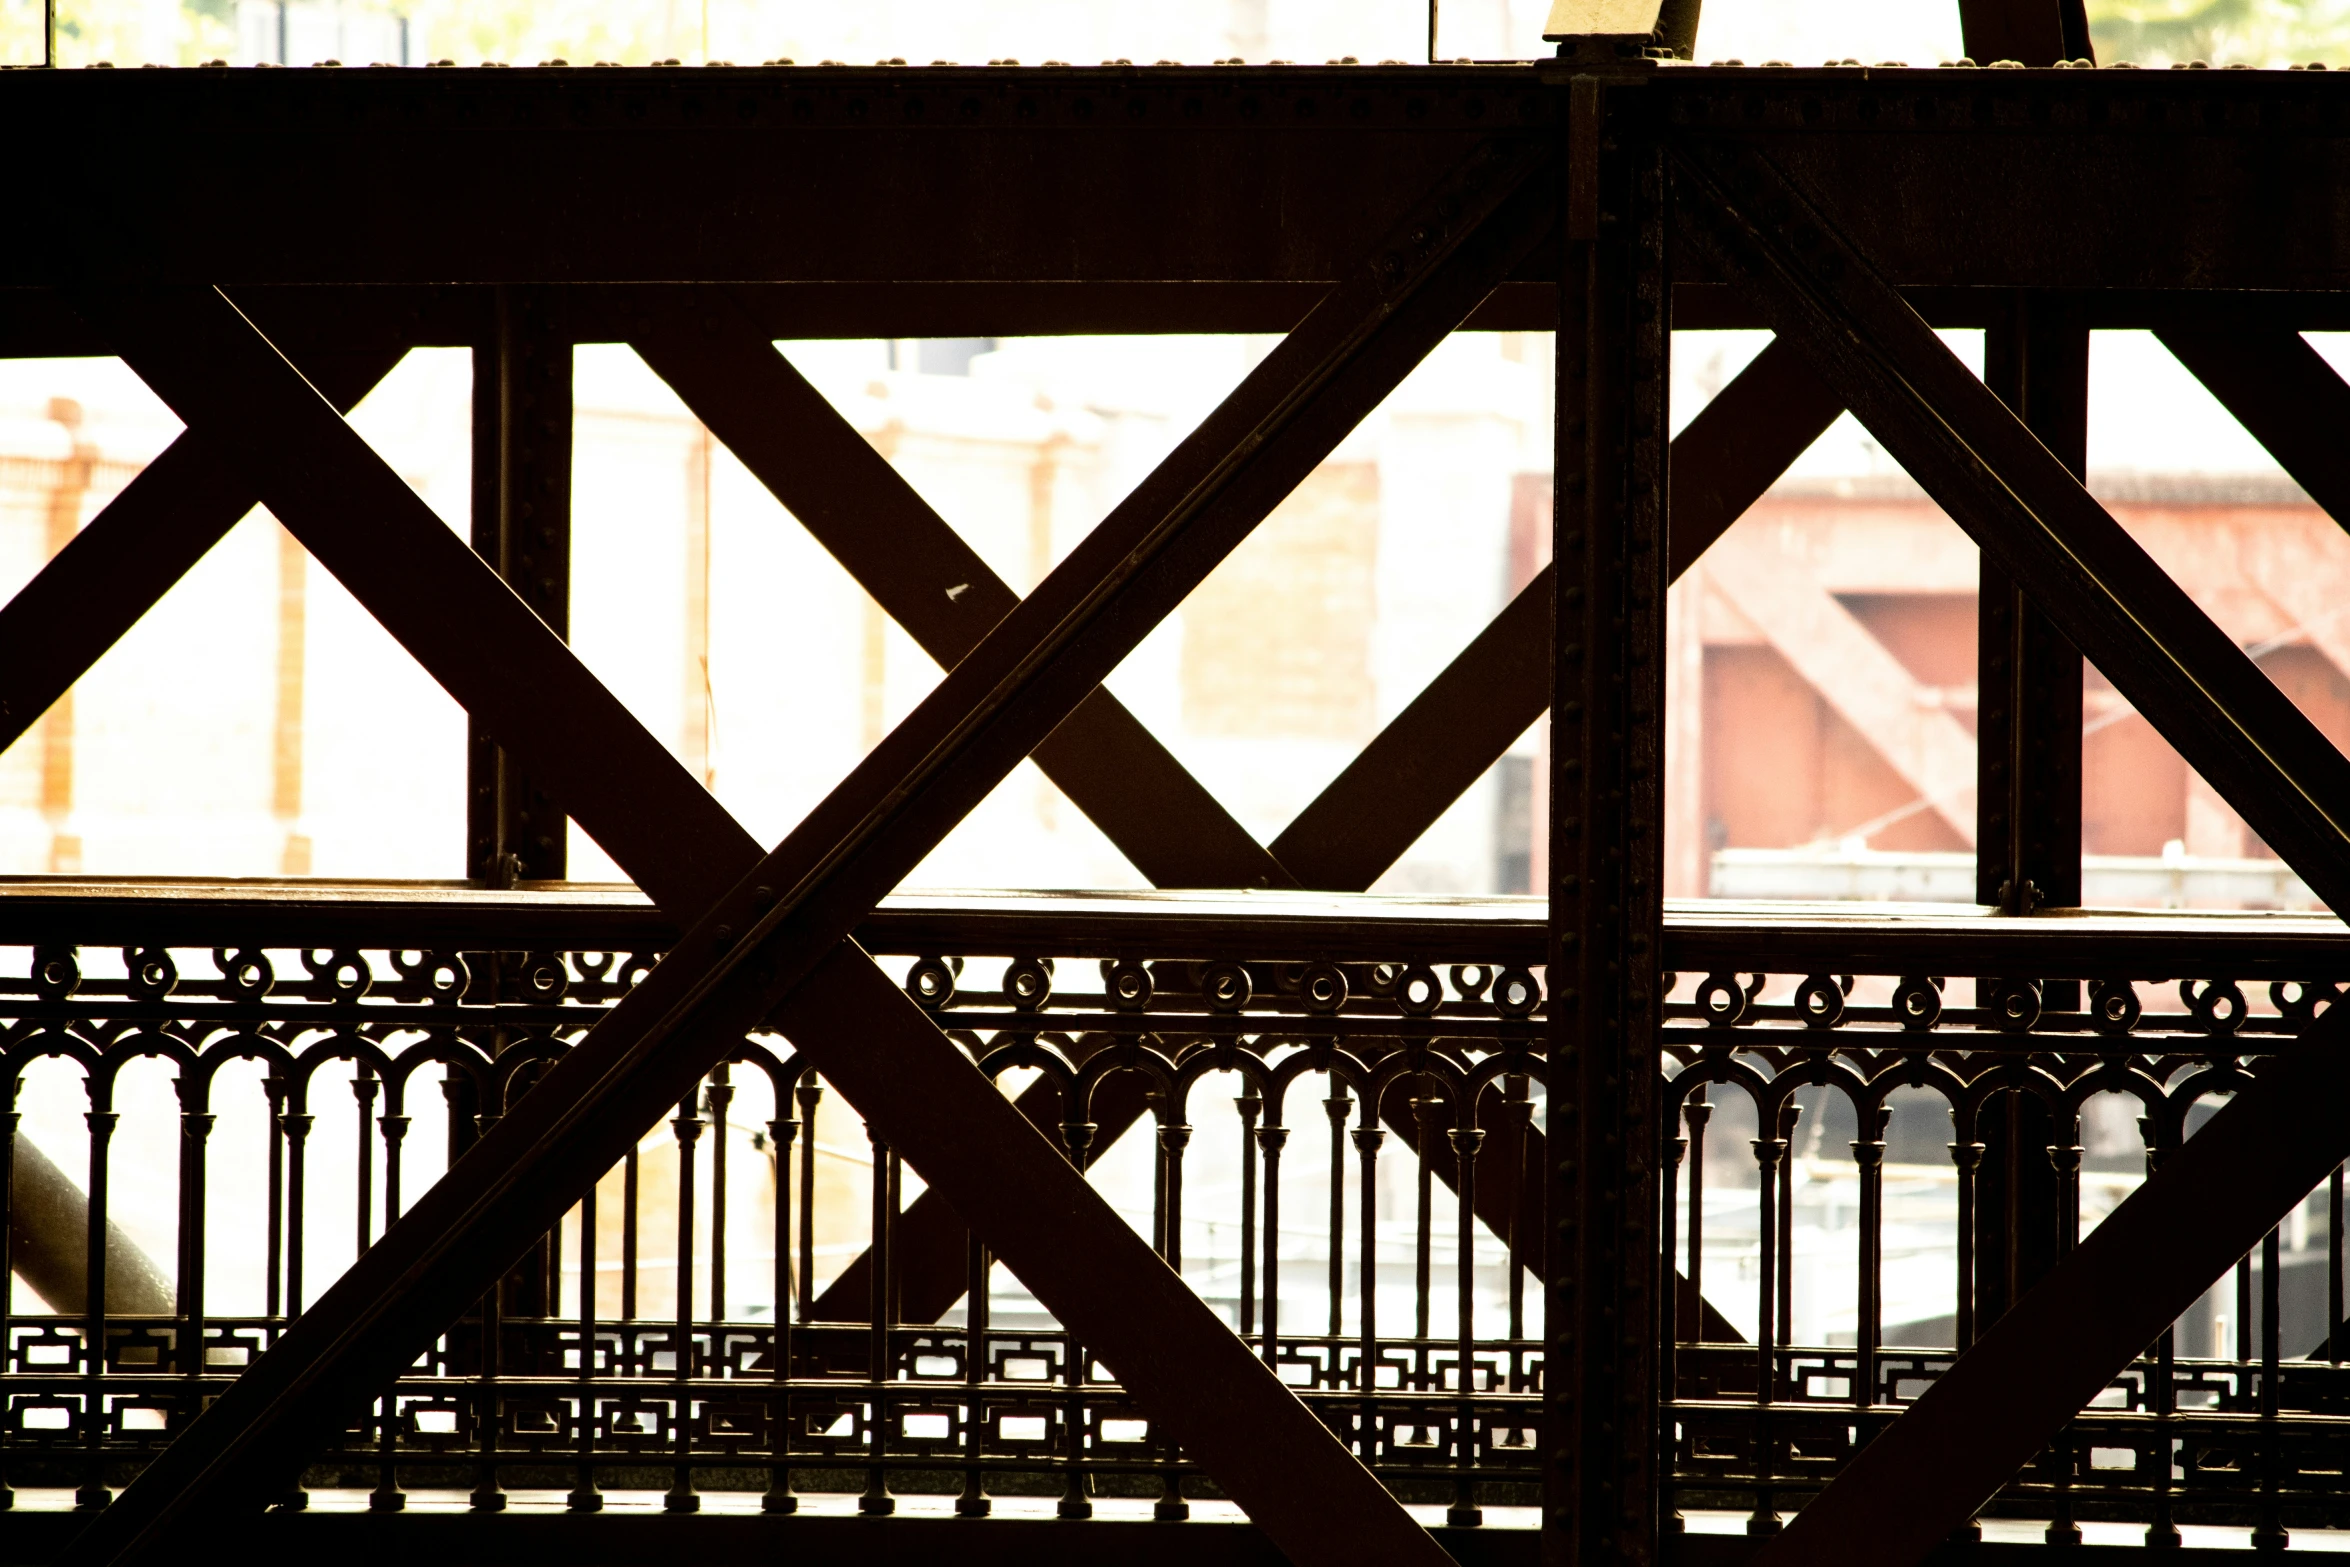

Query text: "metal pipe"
[6, 1131, 172, 1317]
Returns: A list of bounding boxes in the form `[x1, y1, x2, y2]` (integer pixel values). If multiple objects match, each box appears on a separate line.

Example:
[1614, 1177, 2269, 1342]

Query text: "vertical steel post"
[1972, 296, 2086, 1367]
[1977, 293, 2088, 918]
[1545, 62, 1668, 1567]
[469, 285, 573, 886]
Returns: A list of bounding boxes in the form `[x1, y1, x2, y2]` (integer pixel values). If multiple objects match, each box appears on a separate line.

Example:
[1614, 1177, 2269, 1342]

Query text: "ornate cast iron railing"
[0, 885, 1550, 1520]
[1660, 912, 2350, 1547]
[3, 885, 2347, 1541]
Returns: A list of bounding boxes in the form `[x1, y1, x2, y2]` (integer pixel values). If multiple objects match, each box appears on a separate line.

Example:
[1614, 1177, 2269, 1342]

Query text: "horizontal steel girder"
[3, 65, 2350, 293]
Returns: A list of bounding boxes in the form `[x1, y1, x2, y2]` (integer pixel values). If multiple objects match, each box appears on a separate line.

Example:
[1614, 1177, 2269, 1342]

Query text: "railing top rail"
[0, 878, 2343, 973]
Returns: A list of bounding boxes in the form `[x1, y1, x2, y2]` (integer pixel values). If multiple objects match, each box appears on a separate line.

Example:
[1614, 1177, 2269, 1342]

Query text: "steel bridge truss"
[8, 14, 2350, 1566]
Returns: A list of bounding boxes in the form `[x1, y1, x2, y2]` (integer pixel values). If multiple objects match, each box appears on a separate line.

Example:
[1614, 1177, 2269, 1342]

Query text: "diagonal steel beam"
[1749, 1008, 2350, 1567]
[0, 349, 402, 756]
[1673, 138, 2350, 914]
[65, 138, 1552, 1567]
[2156, 323, 2350, 534]
[1270, 334, 1841, 893]
[629, 307, 1293, 891]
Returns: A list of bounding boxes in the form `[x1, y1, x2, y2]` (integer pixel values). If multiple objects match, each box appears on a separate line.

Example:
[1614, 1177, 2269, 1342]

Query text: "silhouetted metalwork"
[3, 34, 2350, 1567]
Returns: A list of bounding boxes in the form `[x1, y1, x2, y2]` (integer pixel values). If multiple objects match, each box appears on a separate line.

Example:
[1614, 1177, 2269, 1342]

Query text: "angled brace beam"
[1673, 138, 2350, 914]
[1750, 1009, 2350, 1567]
[628, 309, 1293, 891]
[2156, 324, 2350, 533]
[0, 349, 403, 755]
[1271, 333, 1841, 892]
[66, 137, 1552, 1567]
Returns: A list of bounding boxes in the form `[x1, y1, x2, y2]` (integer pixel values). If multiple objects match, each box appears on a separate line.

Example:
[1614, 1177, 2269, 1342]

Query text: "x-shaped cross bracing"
[1673, 137, 2350, 1567]
[47, 137, 1558, 1567]
[0, 234, 1847, 1340]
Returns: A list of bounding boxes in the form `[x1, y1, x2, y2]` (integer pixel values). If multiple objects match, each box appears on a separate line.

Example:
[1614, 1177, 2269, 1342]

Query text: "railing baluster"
[1237, 1089, 1261, 1338]
[1952, 1126, 1983, 1352]
[1660, 1103, 1686, 1537]
[353, 1062, 376, 1256]
[2147, 1131, 2180, 1549]
[1325, 1085, 1350, 1347]
[2255, 1224, 2287, 1552]
[79, 1077, 115, 1512]
[2045, 1110, 2083, 1547]
[265, 1073, 286, 1322]
[861, 1122, 895, 1516]
[766, 1094, 798, 1514]
[371, 1086, 407, 1514]
[1685, 1092, 1710, 1342]
[2237, 1252, 2254, 1366]
[1259, 1113, 1288, 1367]
[1447, 1103, 1484, 1528]
[283, 1104, 311, 1318]
[1156, 1102, 1193, 1522]
[957, 1213, 990, 1518]
[1, 1093, 16, 1510]
[176, 1093, 212, 1406]
[667, 1090, 704, 1513]
[1353, 1095, 1383, 1465]
[1058, 1107, 1091, 1522]
[621, 1144, 640, 1324]
[1775, 1102, 1799, 1357]
[569, 1175, 600, 1512]
[1853, 1107, 1885, 1416]
[1506, 1075, 1531, 1358]
[1414, 1092, 1437, 1344]
[1751, 1120, 1785, 1536]
[707, 1064, 731, 1325]
[2332, 1161, 2346, 1364]
[795, 1078, 822, 1324]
